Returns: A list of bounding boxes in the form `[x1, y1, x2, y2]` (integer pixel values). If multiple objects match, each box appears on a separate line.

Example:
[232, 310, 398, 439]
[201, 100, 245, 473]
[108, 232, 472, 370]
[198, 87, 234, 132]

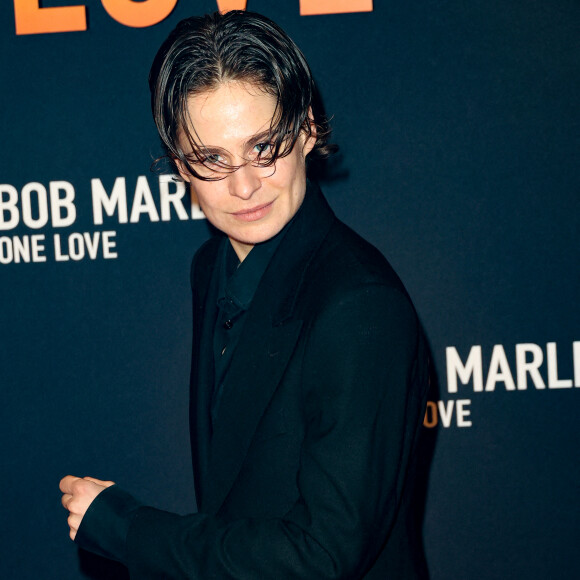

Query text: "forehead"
[184, 81, 278, 148]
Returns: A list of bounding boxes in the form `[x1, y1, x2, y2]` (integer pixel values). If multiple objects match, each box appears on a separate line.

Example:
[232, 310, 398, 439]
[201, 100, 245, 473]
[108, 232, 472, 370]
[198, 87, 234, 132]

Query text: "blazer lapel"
[203, 183, 336, 513]
[204, 315, 304, 513]
[189, 239, 220, 509]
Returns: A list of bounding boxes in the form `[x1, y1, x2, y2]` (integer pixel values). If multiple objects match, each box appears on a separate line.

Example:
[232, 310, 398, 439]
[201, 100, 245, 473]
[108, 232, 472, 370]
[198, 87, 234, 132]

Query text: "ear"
[174, 156, 192, 183]
[302, 108, 317, 157]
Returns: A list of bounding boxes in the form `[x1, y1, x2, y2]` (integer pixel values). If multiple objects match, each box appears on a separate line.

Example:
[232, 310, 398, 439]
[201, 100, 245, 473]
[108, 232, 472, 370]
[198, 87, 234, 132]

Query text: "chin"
[233, 233, 273, 247]
[239, 223, 284, 244]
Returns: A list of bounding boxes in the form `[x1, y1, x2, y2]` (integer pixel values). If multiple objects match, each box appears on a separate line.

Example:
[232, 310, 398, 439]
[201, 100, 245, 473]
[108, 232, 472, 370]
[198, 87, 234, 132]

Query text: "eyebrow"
[243, 130, 274, 150]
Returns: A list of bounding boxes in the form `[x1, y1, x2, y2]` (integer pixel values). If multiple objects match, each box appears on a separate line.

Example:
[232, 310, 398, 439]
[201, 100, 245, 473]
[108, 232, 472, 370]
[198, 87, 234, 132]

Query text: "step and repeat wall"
[1, 1, 578, 578]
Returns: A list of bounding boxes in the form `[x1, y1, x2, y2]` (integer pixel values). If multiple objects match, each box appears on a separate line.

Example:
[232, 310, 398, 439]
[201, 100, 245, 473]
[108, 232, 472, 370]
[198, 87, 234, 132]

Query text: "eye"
[189, 153, 223, 168]
[253, 142, 272, 156]
[204, 153, 223, 166]
[188, 152, 230, 179]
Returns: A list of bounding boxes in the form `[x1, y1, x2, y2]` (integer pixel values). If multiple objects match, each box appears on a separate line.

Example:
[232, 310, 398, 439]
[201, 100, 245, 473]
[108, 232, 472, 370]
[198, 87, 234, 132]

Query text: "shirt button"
[221, 346, 227, 356]
[223, 319, 233, 330]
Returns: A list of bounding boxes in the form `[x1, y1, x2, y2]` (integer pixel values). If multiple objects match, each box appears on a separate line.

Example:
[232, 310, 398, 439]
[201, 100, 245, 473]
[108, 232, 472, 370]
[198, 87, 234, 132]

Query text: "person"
[60, 10, 430, 579]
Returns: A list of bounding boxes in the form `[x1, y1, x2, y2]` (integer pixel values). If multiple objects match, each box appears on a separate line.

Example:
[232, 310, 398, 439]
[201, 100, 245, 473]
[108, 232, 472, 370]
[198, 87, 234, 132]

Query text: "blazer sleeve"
[75, 284, 428, 579]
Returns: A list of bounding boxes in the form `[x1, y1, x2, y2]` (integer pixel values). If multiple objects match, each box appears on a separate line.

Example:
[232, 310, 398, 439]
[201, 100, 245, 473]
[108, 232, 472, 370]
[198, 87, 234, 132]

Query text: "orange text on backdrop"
[14, 0, 373, 35]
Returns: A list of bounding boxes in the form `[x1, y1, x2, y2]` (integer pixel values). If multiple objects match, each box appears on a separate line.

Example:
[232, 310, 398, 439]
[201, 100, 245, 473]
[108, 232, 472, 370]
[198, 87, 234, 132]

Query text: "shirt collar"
[216, 222, 287, 315]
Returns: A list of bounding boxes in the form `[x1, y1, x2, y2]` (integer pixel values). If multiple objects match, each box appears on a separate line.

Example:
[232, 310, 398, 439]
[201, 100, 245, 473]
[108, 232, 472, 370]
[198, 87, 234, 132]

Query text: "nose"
[228, 162, 262, 200]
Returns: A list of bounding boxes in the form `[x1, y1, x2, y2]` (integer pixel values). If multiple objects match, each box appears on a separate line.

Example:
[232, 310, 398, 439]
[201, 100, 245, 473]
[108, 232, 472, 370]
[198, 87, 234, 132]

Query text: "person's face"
[176, 81, 315, 261]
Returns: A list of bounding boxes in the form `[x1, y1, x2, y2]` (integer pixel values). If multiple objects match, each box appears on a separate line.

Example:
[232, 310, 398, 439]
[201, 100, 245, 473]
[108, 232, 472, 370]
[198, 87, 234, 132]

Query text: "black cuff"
[75, 484, 143, 564]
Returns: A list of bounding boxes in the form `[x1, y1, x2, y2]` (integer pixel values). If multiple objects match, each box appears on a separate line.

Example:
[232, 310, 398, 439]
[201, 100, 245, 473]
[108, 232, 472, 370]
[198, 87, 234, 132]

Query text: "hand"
[60, 476, 115, 540]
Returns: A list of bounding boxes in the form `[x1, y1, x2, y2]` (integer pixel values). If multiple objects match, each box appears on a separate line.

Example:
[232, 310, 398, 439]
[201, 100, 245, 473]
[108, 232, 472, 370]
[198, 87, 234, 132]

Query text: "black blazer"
[76, 183, 430, 579]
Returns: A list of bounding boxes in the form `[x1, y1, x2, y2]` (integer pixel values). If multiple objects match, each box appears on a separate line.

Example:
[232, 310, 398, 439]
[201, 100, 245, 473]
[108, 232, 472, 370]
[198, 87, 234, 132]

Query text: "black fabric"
[74, 485, 142, 563]
[212, 228, 286, 425]
[75, 182, 430, 579]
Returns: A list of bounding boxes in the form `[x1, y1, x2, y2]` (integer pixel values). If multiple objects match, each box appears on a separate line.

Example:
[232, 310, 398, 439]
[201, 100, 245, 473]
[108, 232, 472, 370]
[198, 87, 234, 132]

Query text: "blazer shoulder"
[287, 219, 420, 344]
[309, 219, 411, 300]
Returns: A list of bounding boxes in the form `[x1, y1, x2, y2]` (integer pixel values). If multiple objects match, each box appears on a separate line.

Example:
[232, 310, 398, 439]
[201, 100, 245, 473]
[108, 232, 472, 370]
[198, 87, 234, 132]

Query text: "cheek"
[192, 186, 220, 214]
[273, 156, 304, 188]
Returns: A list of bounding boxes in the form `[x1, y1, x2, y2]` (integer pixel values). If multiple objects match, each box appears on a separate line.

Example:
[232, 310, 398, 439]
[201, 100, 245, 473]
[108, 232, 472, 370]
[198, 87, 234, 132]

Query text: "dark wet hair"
[149, 10, 336, 180]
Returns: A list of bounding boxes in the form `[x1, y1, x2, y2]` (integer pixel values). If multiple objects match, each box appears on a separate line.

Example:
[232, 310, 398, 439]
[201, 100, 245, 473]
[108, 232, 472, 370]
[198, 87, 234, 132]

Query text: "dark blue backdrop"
[1, 1, 579, 578]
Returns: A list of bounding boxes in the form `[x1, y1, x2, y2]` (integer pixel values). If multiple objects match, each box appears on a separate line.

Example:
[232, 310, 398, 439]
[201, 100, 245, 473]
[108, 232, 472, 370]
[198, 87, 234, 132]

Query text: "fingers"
[61, 492, 72, 509]
[59, 475, 115, 500]
[60, 476, 89, 516]
[60, 475, 115, 541]
[59, 475, 81, 494]
[67, 512, 82, 541]
[60, 476, 84, 541]
[84, 476, 115, 487]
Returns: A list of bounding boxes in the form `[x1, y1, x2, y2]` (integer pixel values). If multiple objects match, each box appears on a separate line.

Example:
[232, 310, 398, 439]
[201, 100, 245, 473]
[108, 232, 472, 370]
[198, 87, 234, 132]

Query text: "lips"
[232, 201, 274, 222]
